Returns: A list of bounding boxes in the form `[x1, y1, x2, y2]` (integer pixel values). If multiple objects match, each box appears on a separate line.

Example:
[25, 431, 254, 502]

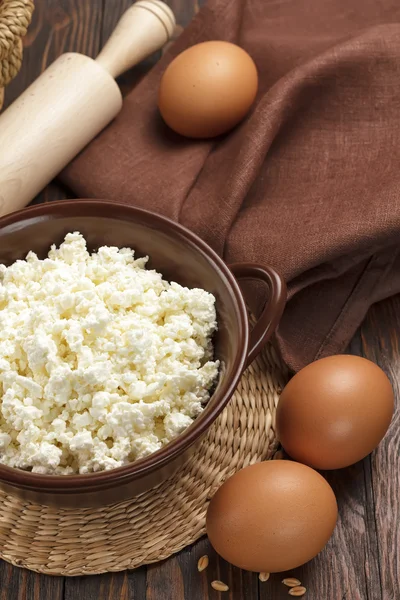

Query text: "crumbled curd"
[0, 233, 219, 474]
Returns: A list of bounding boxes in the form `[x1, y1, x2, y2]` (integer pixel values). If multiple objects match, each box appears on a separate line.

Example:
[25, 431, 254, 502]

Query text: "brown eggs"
[276, 355, 394, 470]
[206, 461, 337, 573]
[158, 41, 258, 138]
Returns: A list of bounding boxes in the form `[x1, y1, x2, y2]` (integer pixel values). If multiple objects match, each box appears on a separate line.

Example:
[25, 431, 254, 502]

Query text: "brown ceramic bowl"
[0, 200, 286, 507]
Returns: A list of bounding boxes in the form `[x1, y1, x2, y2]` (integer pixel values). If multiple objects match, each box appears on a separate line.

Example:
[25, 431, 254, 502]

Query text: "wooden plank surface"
[2, 0, 400, 598]
[359, 303, 400, 600]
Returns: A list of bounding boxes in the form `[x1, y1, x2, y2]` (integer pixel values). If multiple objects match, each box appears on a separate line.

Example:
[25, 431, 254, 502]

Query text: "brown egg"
[158, 41, 258, 138]
[276, 355, 394, 470]
[206, 461, 337, 573]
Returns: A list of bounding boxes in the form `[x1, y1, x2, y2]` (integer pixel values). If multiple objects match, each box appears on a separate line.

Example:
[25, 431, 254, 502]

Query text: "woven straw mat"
[0, 342, 289, 576]
[0, 0, 34, 110]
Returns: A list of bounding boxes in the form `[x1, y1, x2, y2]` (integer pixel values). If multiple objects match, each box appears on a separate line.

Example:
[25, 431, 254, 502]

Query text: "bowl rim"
[0, 199, 249, 491]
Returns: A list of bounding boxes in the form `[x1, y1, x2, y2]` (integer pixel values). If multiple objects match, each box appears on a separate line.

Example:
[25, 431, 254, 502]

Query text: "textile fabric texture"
[61, 0, 400, 371]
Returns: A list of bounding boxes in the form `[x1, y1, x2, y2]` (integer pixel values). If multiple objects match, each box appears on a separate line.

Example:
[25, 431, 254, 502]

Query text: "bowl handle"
[229, 263, 286, 368]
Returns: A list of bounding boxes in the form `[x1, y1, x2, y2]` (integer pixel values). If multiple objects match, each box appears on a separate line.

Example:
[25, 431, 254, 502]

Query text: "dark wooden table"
[3, 1, 400, 598]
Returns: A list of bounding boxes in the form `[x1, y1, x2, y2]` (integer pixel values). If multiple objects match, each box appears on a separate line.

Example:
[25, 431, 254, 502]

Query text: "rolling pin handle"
[96, 0, 176, 79]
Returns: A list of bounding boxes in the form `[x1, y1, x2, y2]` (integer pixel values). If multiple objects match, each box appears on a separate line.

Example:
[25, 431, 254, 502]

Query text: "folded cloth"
[61, 0, 400, 372]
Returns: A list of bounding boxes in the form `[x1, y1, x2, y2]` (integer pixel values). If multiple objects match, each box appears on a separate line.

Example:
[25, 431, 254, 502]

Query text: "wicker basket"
[0, 0, 34, 110]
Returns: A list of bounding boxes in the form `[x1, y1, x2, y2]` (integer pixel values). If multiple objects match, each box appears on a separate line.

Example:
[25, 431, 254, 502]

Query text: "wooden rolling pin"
[0, 0, 175, 216]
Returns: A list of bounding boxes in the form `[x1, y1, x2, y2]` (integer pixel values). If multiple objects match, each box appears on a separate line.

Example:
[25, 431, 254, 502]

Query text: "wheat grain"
[211, 580, 229, 592]
[288, 585, 307, 596]
[282, 578, 301, 587]
[197, 555, 209, 572]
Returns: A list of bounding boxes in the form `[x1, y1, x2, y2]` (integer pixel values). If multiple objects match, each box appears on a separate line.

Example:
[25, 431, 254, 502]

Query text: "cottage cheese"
[0, 233, 219, 474]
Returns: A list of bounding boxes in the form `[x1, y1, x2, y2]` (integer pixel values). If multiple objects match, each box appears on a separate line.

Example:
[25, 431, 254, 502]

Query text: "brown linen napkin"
[61, 0, 400, 372]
